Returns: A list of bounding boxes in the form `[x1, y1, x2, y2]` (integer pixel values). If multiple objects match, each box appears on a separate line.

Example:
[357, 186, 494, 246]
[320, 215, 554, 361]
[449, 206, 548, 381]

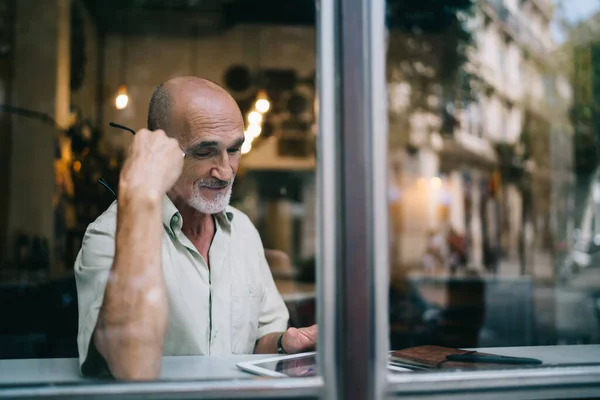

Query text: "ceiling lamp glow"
[241, 140, 252, 155]
[256, 98, 270, 113]
[248, 111, 263, 125]
[255, 90, 271, 113]
[115, 85, 129, 110]
[247, 124, 262, 139]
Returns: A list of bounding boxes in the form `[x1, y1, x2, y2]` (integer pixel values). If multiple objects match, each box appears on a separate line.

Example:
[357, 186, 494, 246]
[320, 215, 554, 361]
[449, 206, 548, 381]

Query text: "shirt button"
[173, 215, 180, 223]
[248, 287, 254, 294]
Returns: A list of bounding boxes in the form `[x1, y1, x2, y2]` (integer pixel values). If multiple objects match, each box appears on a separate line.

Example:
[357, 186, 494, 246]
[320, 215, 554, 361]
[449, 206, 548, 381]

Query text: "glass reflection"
[386, 0, 600, 370]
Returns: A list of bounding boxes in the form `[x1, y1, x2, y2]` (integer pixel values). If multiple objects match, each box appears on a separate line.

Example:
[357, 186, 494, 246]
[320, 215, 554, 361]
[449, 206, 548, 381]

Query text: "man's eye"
[228, 148, 240, 154]
[194, 151, 211, 158]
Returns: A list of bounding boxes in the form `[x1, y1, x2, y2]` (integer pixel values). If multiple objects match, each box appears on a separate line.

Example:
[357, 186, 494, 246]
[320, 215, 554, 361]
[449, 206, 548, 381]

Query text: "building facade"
[387, 0, 573, 277]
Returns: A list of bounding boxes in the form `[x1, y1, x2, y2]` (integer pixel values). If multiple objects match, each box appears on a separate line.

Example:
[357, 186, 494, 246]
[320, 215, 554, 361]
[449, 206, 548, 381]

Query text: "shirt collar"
[162, 196, 234, 236]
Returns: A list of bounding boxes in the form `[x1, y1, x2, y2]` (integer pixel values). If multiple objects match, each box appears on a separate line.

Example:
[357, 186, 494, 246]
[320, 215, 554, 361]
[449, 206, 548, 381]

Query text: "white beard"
[188, 181, 234, 214]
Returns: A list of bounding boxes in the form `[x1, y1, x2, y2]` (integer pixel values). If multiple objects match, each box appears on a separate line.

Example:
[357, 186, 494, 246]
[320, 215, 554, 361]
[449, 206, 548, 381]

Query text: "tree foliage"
[554, 9, 600, 174]
[386, 0, 477, 147]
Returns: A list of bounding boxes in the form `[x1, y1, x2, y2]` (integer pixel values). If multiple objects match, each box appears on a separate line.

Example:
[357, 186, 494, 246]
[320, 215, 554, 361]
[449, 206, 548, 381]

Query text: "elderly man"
[74, 77, 317, 380]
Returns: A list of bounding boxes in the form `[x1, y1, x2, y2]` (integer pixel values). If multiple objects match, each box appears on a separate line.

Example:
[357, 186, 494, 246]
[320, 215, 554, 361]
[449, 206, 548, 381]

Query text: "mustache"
[198, 178, 233, 189]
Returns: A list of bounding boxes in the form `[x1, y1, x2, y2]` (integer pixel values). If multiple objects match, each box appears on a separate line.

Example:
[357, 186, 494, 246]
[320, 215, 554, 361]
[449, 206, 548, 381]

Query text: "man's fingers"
[300, 324, 318, 339]
[281, 325, 319, 354]
[121, 127, 185, 196]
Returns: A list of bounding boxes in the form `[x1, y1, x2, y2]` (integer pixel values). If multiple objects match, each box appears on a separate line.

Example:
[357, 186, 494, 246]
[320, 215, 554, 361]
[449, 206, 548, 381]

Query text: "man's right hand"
[119, 129, 184, 200]
[96, 128, 180, 380]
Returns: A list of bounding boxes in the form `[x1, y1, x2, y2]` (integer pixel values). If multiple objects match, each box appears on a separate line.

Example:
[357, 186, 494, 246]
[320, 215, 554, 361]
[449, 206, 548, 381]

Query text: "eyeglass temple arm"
[109, 121, 136, 135]
[97, 122, 136, 197]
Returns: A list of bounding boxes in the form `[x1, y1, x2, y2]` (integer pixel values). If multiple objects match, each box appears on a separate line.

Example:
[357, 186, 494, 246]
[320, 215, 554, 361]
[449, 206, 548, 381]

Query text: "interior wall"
[70, 0, 98, 127]
[100, 25, 316, 152]
[7, 0, 71, 270]
[2, 0, 97, 267]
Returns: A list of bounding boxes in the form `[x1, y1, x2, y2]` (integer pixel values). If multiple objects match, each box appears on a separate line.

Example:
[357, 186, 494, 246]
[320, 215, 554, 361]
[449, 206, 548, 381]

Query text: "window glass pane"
[0, 0, 321, 394]
[386, 0, 600, 384]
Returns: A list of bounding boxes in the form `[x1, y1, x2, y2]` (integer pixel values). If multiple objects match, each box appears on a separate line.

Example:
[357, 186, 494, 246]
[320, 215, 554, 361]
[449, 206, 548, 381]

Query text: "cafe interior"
[0, 0, 599, 398]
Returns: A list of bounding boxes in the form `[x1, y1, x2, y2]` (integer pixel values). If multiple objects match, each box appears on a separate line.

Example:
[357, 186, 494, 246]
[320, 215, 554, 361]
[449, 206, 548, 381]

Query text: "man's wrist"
[277, 333, 287, 354]
[117, 183, 162, 213]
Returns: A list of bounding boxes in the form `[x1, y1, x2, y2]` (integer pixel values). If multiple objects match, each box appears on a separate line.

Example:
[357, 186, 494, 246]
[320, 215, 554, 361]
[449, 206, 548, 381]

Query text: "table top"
[0, 354, 269, 385]
[1, 345, 599, 386]
[467, 345, 600, 365]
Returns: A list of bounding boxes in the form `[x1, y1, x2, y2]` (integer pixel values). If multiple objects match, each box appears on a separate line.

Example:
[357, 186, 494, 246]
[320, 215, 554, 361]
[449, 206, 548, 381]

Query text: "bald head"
[147, 77, 243, 140]
[153, 77, 245, 216]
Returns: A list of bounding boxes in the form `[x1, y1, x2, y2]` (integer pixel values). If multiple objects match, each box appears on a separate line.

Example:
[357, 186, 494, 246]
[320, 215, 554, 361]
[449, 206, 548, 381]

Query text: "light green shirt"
[74, 196, 289, 375]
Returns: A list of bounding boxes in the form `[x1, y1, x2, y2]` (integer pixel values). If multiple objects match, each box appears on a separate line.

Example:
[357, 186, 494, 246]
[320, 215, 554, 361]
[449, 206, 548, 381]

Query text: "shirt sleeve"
[74, 204, 117, 376]
[256, 239, 290, 338]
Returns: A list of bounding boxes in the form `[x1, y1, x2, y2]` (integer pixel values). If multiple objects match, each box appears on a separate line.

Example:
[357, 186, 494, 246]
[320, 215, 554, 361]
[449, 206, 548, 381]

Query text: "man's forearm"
[94, 191, 168, 380]
[254, 332, 283, 354]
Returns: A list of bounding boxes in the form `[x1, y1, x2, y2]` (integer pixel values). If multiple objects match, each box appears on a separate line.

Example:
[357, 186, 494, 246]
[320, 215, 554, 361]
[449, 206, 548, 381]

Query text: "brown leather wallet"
[390, 345, 520, 370]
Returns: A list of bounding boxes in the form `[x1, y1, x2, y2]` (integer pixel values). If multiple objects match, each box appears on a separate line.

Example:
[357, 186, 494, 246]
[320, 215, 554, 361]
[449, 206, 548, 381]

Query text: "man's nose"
[211, 154, 233, 181]
[211, 166, 233, 182]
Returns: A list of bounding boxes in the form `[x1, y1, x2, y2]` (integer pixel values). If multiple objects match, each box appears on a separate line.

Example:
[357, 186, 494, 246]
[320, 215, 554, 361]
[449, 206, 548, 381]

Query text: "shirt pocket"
[230, 283, 264, 354]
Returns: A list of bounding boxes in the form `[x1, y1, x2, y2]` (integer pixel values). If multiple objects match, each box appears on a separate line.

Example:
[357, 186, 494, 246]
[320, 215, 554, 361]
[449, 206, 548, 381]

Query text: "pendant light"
[115, 37, 129, 110]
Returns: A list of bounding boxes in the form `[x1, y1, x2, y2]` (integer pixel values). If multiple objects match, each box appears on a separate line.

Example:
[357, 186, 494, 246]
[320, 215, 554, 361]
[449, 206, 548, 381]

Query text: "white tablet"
[236, 352, 414, 378]
[236, 352, 318, 378]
